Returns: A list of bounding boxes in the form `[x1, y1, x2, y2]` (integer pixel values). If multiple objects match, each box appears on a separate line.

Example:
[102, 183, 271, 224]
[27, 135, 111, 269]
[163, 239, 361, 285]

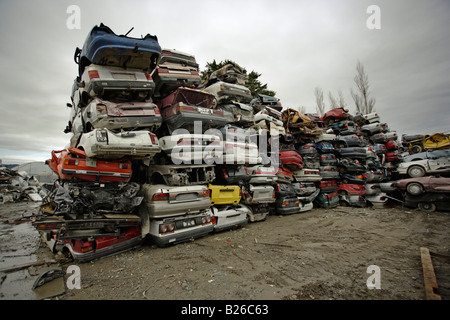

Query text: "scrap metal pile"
[0, 167, 45, 204]
[32, 23, 450, 262]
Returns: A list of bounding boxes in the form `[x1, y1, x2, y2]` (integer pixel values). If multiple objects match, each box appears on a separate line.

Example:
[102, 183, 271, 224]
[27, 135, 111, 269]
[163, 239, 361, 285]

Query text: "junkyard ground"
[0, 201, 449, 301]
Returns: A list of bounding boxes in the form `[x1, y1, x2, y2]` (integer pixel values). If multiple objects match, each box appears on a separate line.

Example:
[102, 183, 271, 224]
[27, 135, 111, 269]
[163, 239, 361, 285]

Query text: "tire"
[407, 165, 425, 178]
[406, 182, 424, 196]
[411, 145, 423, 154]
[418, 202, 436, 212]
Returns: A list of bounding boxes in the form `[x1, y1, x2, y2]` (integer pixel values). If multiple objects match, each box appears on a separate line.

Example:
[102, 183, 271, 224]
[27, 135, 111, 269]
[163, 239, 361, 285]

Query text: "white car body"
[397, 157, 450, 177]
[292, 168, 322, 182]
[211, 204, 250, 232]
[248, 165, 278, 184]
[362, 112, 380, 124]
[80, 64, 155, 99]
[77, 128, 160, 160]
[314, 132, 337, 143]
[158, 133, 221, 164]
[202, 81, 253, 104]
[365, 192, 389, 206]
[241, 184, 275, 205]
[379, 181, 398, 193]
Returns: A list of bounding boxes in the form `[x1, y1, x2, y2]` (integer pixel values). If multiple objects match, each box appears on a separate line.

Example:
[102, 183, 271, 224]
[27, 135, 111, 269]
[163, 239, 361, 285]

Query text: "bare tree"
[298, 105, 306, 114]
[338, 90, 347, 109]
[314, 87, 325, 116]
[351, 61, 376, 114]
[328, 91, 339, 109]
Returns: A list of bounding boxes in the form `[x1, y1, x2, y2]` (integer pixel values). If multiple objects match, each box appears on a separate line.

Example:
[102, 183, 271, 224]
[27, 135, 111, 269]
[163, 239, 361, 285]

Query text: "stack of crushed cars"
[394, 133, 450, 211]
[33, 23, 450, 262]
[32, 24, 308, 262]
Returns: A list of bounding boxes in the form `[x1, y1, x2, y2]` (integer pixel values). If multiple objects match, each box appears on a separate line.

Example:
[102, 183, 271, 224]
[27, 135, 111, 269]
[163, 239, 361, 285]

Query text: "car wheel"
[411, 145, 423, 154]
[406, 182, 424, 196]
[418, 202, 436, 212]
[407, 165, 425, 178]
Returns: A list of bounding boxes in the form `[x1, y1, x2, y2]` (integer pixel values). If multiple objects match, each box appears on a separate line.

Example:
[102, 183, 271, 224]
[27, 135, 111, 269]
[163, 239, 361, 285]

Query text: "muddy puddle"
[0, 202, 64, 300]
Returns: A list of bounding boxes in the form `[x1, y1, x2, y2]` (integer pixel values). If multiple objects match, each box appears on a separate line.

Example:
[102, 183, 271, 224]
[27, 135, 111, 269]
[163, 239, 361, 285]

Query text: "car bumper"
[164, 112, 232, 132]
[149, 220, 214, 247]
[94, 115, 162, 132]
[87, 79, 155, 96]
[89, 144, 160, 159]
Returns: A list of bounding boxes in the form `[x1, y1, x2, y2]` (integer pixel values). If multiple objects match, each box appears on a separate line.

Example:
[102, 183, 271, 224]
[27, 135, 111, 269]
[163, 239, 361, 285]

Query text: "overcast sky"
[0, 0, 449, 164]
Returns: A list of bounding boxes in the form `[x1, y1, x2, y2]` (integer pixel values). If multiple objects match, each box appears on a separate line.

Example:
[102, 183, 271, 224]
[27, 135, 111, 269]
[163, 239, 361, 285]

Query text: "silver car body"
[397, 157, 450, 177]
[80, 64, 155, 99]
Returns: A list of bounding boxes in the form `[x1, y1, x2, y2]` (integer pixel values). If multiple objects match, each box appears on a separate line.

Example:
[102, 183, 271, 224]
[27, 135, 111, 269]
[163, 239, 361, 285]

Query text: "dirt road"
[1, 201, 449, 301]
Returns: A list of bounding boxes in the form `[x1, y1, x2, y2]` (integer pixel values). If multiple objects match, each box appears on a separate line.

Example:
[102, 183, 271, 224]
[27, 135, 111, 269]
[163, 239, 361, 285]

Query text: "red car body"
[321, 107, 350, 125]
[46, 147, 132, 182]
[276, 166, 294, 183]
[319, 179, 338, 193]
[385, 150, 400, 162]
[64, 226, 141, 263]
[279, 150, 304, 170]
[385, 140, 399, 151]
[338, 184, 366, 195]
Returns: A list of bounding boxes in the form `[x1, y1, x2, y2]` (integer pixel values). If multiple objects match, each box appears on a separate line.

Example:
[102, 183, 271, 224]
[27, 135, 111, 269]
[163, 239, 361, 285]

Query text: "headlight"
[96, 130, 108, 142]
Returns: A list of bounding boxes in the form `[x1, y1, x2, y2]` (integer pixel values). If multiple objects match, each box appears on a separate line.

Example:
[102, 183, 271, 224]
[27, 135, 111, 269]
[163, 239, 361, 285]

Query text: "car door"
[427, 156, 450, 173]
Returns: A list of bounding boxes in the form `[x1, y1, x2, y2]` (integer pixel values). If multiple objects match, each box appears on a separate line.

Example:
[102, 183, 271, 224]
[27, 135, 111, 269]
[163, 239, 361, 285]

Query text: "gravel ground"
[1, 201, 449, 303]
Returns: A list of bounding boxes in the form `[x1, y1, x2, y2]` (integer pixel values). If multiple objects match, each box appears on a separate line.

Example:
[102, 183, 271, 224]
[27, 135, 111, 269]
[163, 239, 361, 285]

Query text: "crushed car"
[396, 156, 450, 178]
[75, 128, 160, 160]
[158, 86, 232, 133]
[139, 183, 213, 247]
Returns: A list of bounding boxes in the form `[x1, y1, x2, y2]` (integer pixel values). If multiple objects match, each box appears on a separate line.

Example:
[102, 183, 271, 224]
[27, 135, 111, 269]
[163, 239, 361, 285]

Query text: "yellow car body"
[207, 184, 241, 205]
[409, 133, 450, 153]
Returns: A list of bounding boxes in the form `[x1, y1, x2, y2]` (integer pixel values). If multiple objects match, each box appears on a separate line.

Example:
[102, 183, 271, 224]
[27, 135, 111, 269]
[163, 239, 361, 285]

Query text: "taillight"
[211, 216, 217, 225]
[154, 107, 161, 114]
[201, 216, 212, 225]
[276, 184, 281, 191]
[281, 201, 289, 207]
[88, 70, 99, 80]
[149, 133, 157, 145]
[119, 163, 129, 170]
[81, 240, 93, 253]
[190, 71, 199, 75]
[222, 168, 228, 178]
[145, 73, 152, 80]
[203, 189, 210, 197]
[63, 159, 79, 166]
[178, 105, 196, 112]
[159, 223, 175, 234]
[151, 193, 169, 201]
[157, 68, 169, 73]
